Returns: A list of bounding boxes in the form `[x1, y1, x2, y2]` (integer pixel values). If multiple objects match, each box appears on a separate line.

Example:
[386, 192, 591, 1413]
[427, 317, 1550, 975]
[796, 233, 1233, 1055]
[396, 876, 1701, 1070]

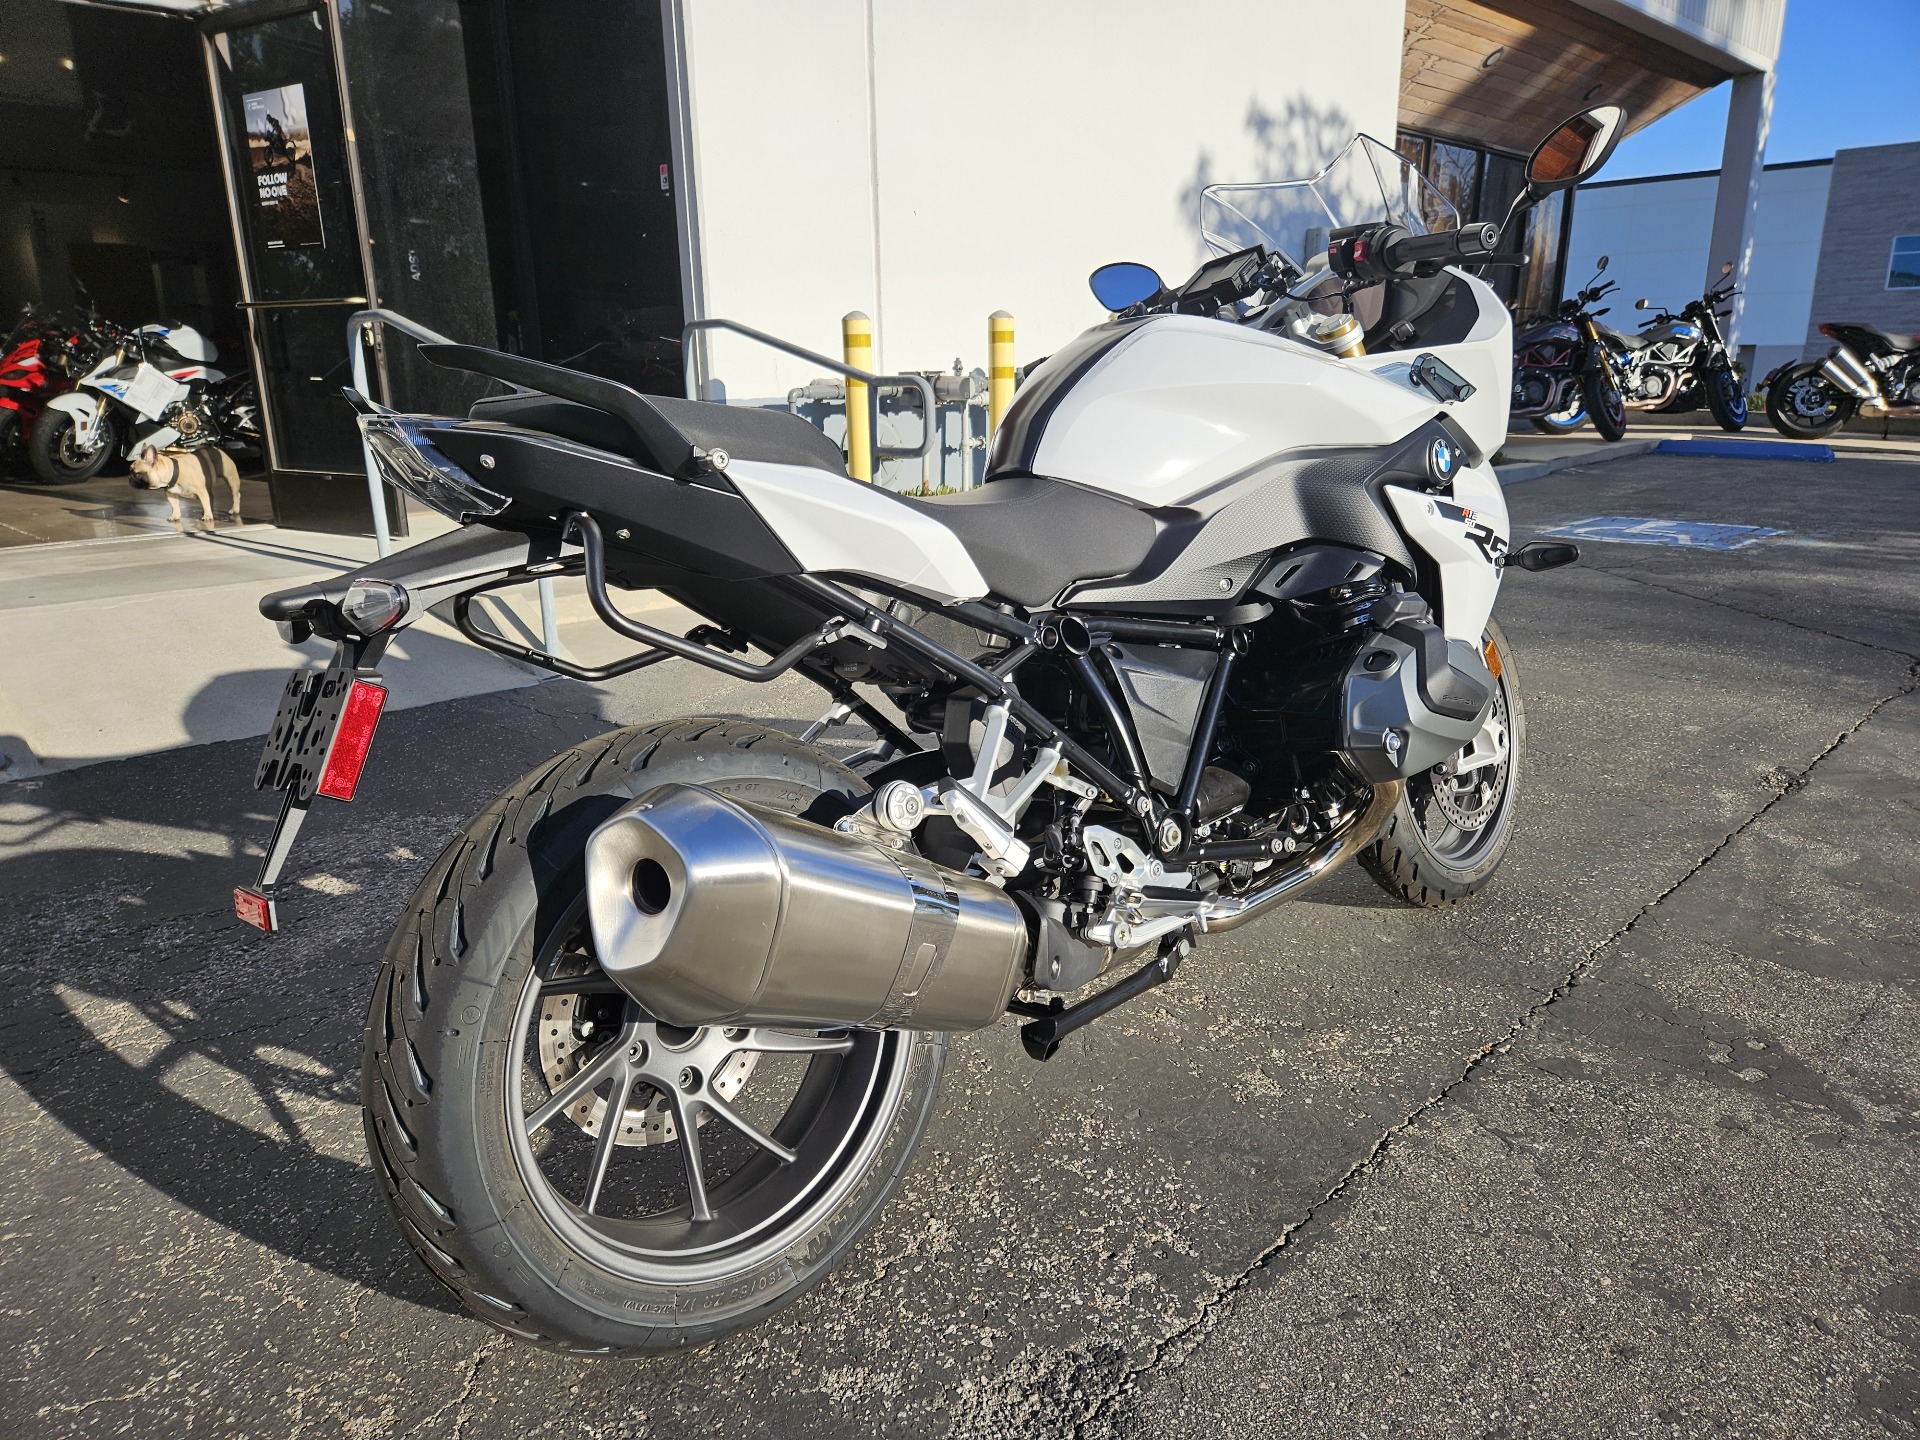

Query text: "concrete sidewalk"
[0, 518, 690, 782]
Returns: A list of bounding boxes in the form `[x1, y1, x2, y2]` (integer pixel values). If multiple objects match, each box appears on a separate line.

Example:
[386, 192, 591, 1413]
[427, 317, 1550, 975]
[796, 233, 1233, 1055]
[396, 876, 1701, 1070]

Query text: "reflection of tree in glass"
[1179, 94, 1355, 263]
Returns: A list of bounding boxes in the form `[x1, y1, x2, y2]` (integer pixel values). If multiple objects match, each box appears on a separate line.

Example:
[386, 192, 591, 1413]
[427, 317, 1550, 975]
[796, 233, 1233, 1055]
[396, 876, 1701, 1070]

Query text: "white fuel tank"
[1000, 271, 1511, 507]
[140, 323, 217, 364]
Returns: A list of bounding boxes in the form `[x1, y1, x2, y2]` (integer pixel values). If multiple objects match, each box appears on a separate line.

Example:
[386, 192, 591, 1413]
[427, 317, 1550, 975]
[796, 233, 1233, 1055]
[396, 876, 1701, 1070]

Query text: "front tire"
[1529, 395, 1587, 434]
[1703, 363, 1748, 431]
[1583, 365, 1628, 441]
[363, 717, 947, 1355]
[1766, 363, 1855, 439]
[27, 407, 116, 483]
[1361, 620, 1525, 907]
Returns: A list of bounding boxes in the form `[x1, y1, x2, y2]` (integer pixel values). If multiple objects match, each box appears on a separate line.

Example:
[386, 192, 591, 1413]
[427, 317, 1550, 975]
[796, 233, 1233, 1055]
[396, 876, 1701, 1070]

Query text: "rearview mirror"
[1089, 262, 1163, 313]
[1595, 254, 1609, 273]
[1635, 298, 1650, 310]
[1526, 105, 1627, 191]
[1721, 259, 1735, 276]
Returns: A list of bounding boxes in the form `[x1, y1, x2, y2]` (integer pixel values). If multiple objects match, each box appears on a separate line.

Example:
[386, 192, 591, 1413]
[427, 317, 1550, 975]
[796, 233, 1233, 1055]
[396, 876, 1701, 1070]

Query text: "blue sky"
[1605, 0, 1920, 179]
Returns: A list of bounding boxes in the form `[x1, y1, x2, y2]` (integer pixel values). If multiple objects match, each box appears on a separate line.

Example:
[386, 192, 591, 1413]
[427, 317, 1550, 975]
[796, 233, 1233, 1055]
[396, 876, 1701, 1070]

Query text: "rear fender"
[259, 524, 572, 637]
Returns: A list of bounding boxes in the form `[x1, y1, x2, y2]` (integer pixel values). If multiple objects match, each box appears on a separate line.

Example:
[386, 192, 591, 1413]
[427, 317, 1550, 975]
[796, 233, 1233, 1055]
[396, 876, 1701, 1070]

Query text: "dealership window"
[1890, 236, 1920, 290]
[1397, 131, 1569, 313]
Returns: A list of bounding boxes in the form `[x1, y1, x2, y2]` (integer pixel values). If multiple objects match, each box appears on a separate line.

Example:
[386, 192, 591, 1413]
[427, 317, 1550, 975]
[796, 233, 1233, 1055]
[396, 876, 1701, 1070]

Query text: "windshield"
[1200, 134, 1459, 270]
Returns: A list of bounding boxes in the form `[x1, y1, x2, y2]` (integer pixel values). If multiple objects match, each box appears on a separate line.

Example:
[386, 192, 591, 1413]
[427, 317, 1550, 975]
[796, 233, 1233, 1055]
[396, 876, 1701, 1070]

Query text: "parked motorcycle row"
[1508, 255, 1918, 443]
[0, 301, 259, 485]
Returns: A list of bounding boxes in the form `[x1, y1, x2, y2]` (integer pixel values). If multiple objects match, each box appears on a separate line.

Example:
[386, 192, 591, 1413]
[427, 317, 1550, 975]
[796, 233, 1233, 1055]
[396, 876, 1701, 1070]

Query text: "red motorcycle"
[0, 307, 88, 479]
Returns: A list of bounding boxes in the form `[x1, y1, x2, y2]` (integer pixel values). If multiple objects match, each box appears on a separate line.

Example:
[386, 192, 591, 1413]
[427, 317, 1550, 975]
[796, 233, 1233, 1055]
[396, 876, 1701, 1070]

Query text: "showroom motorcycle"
[0, 305, 84, 476]
[1509, 257, 1632, 440]
[29, 318, 258, 482]
[1762, 320, 1920, 439]
[232, 108, 1618, 1354]
[1608, 261, 1747, 431]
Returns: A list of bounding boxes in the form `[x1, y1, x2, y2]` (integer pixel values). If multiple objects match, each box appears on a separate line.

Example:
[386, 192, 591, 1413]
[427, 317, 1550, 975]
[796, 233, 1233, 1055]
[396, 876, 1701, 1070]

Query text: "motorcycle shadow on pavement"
[0, 671, 646, 1310]
[0, 650, 879, 1310]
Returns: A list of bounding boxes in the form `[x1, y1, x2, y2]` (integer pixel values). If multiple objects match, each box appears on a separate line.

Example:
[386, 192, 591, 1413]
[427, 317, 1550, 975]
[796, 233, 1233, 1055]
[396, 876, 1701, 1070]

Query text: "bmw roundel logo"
[1427, 435, 1457, 483]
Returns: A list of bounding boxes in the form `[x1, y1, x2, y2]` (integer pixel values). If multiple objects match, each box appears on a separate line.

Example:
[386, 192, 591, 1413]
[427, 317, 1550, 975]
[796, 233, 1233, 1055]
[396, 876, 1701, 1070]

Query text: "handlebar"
[1328, 222, 1502, 284]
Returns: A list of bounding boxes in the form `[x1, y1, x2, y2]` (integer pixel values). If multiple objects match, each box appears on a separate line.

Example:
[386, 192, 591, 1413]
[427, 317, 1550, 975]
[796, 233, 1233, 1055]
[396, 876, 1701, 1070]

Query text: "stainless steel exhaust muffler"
[1819, 348, 1878, 401]
[585, 784, 1028, 1032]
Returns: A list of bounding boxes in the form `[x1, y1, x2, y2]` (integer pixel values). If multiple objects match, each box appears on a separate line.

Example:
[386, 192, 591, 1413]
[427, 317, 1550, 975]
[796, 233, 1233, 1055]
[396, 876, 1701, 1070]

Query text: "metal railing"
[680, 317, 938, 468]
[347, 308, 559, 656]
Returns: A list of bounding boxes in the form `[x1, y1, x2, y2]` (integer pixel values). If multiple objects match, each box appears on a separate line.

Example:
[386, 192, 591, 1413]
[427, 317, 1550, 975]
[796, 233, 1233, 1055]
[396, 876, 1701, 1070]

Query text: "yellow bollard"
[988, 310, 1015, 436]
[842, 311, 874, 483]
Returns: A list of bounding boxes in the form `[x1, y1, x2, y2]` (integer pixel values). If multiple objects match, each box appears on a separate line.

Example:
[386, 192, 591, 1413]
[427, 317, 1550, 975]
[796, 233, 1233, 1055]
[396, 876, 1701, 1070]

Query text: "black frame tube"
[1175, 643, 1238, 814]
[786, 574, 1151, 814]
[568, 513, 845, 681]
[1071, 651, 1152, 790]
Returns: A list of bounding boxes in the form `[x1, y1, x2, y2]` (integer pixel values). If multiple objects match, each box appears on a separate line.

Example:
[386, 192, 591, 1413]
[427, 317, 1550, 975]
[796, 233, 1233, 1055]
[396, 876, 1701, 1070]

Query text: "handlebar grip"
[1383, 223, 1499, 271]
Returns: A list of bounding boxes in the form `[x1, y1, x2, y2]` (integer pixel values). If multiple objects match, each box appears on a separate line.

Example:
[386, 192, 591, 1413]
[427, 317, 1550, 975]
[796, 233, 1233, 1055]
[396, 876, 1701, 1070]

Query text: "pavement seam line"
[1074, 660, 1920, 1437]
[1581, 564, 1920, 664]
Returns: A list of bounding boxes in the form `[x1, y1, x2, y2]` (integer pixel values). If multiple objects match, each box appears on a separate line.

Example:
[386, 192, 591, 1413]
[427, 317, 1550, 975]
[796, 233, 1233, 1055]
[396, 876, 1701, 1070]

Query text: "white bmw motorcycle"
[235, 108, 1621, 1354]
[30, 320, 257, 483]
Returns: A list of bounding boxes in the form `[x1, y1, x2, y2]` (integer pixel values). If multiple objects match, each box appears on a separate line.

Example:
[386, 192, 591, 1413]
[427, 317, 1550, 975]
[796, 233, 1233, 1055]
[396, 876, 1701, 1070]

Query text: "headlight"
[361, 414, 509, 522]
[339, 579, 408, 636]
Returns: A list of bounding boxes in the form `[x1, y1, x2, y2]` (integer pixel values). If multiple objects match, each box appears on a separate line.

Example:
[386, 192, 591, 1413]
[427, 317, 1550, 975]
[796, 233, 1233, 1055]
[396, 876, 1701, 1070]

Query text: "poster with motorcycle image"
[242, 83, 324, 250]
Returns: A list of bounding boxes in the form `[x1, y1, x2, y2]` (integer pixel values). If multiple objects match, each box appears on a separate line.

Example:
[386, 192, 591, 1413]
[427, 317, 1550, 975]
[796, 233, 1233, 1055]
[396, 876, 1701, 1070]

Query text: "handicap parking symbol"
[1539, 516, 1786, 551]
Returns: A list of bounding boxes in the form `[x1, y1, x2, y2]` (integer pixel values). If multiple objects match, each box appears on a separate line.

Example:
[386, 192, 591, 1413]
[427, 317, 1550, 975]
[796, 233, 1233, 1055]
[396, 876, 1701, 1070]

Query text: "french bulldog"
[129, 446, 242, 525]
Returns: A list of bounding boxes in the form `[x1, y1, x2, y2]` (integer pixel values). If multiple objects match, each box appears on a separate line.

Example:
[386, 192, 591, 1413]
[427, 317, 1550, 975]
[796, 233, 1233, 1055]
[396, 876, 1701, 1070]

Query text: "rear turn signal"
[316, 679, 388, 801]
[338, 579, 408, 636]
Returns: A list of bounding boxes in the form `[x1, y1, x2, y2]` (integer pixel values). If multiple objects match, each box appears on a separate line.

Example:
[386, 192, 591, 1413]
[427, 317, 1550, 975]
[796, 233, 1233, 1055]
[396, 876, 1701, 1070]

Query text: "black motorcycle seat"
[469, 392, 1153, 605]
[469, 392, 849, 474]
[1860, 326, 1920, 353]
[1599, 323, 1648, 350]
[899, 476, 1159, 607]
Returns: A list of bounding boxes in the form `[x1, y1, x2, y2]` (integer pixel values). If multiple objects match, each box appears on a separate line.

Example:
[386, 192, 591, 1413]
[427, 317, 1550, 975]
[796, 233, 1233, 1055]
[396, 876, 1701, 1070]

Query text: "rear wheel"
[363, 717, 947, 1355]
[1703, 362, 1748, 431]
[27, 407, 116, 483]
[1583, 365, 1628, 441]
[1766, 363, 1855, 439]
[1361, 620, 1525, 907]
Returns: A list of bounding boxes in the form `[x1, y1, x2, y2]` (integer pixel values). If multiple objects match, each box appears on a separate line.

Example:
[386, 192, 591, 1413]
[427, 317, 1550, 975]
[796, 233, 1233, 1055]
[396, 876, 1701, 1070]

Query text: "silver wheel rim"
[503, 903, 914, 1285]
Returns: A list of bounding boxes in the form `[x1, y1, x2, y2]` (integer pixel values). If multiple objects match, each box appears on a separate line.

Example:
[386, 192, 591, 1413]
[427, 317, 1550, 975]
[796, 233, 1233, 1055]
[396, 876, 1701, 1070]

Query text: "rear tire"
[1361, 620, 1525, 907]
[362, 717, 947, 1355]
[1583, 365, 1628, 441]
[1766, 363, 1855, 440]
[1703, 363, 1748, 431]
[27, 407, 115, 483]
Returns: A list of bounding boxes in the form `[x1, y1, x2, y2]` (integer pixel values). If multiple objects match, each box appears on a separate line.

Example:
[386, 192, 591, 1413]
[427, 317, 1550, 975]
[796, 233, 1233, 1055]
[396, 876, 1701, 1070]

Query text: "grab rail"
[680, 317, 937, 463]
[347, 308, 558, 656]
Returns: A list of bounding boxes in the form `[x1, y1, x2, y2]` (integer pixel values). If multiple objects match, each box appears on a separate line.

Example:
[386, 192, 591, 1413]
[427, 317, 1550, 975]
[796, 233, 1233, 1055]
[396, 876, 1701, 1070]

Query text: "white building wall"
[679, 0, 1404, 399]
[1564, 161, 1831, 377]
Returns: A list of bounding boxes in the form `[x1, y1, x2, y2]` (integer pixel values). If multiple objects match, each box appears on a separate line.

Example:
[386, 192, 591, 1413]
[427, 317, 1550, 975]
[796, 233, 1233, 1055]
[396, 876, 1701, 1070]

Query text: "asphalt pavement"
[1, 449, 1915, 1438]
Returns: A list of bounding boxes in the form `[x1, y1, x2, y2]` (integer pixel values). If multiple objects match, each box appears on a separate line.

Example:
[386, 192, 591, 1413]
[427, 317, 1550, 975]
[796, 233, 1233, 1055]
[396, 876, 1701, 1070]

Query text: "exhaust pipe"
[585, 784, 1027, 1032]
[1199, 781, 1401, 934]
[1819, 348, 1878, 401]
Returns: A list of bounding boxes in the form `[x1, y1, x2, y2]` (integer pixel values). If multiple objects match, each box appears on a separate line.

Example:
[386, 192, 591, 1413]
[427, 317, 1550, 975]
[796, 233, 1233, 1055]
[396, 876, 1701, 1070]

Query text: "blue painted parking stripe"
[1539, 516, 1787, 550]
[1655, 438, 1834, 462]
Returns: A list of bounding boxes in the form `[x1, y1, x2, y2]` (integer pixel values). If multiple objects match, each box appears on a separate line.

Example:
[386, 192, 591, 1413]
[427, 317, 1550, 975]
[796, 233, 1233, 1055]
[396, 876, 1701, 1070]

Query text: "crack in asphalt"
[1068, 660, 1920, 1438]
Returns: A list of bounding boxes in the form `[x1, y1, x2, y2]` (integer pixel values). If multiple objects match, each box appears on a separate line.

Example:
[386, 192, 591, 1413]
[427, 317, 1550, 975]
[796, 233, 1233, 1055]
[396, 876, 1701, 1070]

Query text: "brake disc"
[538, 994, 756, 1146]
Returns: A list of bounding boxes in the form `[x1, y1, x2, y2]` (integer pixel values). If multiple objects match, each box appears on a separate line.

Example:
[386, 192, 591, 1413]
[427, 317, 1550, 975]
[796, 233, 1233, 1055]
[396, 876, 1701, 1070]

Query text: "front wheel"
[1766, 363, 1856, 440]
[26, 406, 116, 483]
[1361, 620, 1525, 907]
[1582, 365, 1628, 441]
[363, 718, 946, 1355]
[1703, 363, 1748, 431]
[1530, 394, 1587, 434]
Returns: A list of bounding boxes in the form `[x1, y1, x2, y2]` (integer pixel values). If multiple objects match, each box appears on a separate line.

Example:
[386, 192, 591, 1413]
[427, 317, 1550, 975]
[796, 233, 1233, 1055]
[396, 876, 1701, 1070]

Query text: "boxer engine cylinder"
[584, 783, 1029, 1032]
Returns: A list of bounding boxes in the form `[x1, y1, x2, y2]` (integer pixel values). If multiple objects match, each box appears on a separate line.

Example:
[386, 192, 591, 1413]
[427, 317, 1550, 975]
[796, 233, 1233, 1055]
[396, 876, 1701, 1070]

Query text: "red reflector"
[234, 886, 278, 932]
[316, 679, 388, 802]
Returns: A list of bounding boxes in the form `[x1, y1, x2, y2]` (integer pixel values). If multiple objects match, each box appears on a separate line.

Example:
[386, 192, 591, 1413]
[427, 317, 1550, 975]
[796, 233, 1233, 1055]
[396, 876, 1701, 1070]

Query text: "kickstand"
[1018, 932, 1191, 1062]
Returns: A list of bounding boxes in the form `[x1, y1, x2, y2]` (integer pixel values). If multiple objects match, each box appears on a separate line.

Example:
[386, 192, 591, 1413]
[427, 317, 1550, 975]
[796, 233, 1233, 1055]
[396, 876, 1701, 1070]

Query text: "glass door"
[204, 3, 397, 534]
